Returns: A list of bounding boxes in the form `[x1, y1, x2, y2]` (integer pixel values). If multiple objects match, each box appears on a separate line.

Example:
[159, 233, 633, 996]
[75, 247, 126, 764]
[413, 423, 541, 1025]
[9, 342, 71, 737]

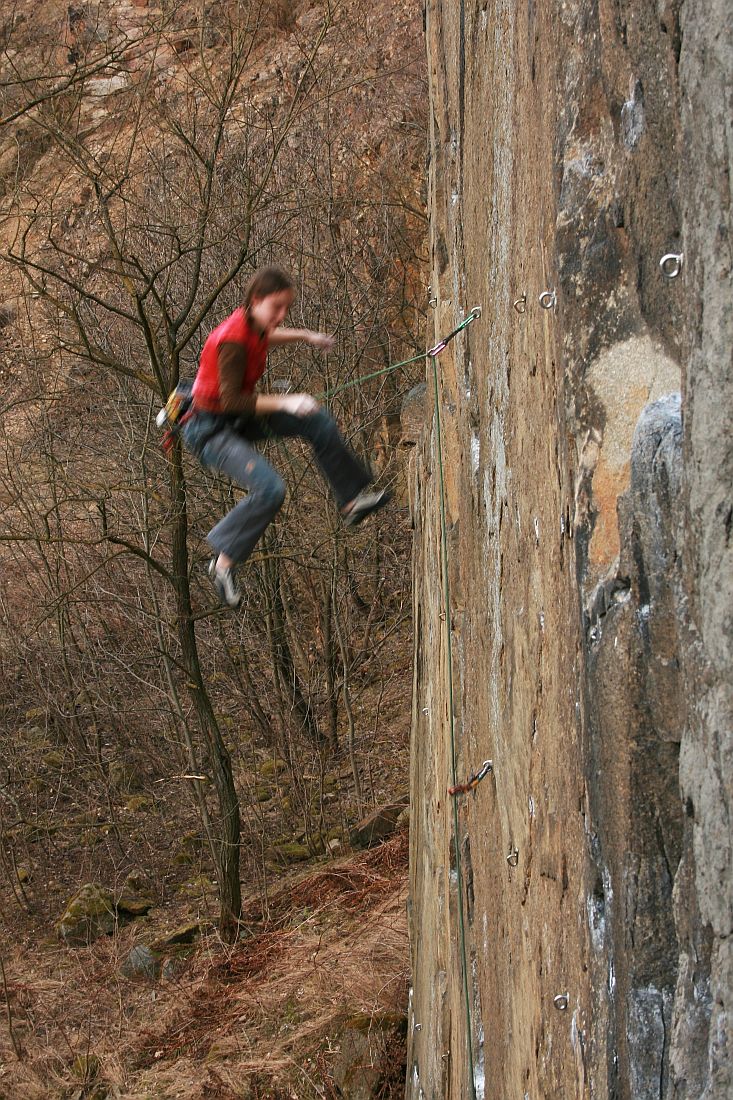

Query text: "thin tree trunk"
[0, 953, 22, 1060]
[321, 574, 339, 751]
[332, 577, 363, 815]
[169, 446, 241, 941]
[265, 545, 323, 746]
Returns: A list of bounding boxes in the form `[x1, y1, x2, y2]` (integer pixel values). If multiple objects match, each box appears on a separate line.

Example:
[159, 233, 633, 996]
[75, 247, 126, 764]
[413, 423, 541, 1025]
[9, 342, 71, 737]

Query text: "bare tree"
[0, 0, 425, 940]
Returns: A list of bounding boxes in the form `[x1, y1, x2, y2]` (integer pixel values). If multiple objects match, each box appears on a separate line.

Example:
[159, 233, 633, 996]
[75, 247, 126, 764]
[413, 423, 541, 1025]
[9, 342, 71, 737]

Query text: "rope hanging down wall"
[428, 304, 482, 1100]
[306, 305, 487, 1093]
[318, 306, 484, 1098]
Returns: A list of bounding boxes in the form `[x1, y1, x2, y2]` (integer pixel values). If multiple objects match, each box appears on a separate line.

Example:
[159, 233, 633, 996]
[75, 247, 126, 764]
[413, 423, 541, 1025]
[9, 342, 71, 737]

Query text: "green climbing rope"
[320, 350, 425, 400]
[318, 308, 482, 1095]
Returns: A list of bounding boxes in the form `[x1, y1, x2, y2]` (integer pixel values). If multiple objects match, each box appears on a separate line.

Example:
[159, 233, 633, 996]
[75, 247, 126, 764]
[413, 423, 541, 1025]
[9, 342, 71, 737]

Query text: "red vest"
[192, 308, 269, 412]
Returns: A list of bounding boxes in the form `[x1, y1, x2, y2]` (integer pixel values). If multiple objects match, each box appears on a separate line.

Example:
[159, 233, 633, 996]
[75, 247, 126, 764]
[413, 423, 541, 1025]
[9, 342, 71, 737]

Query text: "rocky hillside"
[408, 1, 730, 1098]
[0, 1, 426, 1096]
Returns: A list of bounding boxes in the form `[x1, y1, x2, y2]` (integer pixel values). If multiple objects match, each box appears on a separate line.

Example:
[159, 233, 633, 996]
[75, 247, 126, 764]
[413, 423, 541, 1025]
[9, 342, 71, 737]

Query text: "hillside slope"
[0, 1, 426, 1096]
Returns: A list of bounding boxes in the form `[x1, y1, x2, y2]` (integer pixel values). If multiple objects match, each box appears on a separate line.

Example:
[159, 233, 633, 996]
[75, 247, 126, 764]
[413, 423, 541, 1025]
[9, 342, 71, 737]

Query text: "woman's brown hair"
[243, 266, 294, 308]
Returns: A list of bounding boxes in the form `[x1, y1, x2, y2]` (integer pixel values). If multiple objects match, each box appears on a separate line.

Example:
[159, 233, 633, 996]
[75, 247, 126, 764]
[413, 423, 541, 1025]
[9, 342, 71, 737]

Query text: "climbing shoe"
[343, 488, 392, 527]
[208, 558, 241, 609]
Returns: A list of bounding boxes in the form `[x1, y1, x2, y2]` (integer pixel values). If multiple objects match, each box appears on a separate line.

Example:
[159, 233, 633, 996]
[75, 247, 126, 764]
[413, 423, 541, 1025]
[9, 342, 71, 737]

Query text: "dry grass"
[0, 832, 409, 1099]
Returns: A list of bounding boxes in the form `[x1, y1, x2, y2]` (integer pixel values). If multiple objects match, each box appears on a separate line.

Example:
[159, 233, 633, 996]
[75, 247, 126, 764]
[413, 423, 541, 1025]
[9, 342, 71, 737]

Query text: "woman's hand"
[308, 331, 335, 352]
[279, 393, 320, 417]
[269, 328, 335, 351]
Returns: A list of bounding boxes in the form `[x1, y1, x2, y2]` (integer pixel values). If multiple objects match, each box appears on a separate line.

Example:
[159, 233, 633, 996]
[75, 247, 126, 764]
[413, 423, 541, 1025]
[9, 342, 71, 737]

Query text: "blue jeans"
[182, 409, 372, 564]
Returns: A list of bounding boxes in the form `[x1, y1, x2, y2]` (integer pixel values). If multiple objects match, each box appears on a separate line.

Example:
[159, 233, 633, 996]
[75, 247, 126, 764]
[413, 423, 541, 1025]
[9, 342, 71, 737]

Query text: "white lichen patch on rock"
[583, 333, 680, 585]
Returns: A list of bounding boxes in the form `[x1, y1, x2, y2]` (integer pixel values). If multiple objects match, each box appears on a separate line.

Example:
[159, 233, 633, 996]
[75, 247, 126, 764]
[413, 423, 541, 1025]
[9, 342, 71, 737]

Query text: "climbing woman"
[182, 266, 389, 608]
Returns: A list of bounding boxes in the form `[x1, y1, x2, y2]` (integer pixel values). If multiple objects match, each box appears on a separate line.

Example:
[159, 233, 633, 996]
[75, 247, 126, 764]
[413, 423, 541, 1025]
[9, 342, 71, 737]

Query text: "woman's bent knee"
[304, 409, 338, 443]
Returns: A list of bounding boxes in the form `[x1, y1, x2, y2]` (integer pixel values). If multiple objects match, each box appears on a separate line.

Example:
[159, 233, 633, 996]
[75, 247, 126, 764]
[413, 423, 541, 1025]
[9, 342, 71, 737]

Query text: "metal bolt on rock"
[553, 993, 569, 1011]
[659, 251, 684, 279]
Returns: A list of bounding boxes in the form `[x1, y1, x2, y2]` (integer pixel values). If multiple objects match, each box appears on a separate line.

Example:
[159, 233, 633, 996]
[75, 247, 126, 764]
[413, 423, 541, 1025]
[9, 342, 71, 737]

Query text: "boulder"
[121, 921, 209, 982]
[58, 873, 155, 944]
[57, 884, 117, 945]
[259, 757, 288, 780]
[177, 874, 215, 899]
[349, 796, 409, 850]
[115, 872, 155, 916]
[151, 920, 210, 951]
[120, 944, 160, 981]
[267, 840, 312, 864]
[331, 1013, 407, 1099]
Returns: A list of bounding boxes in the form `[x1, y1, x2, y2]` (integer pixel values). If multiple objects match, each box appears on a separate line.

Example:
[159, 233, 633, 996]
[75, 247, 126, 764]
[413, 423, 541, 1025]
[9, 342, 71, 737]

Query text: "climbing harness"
[155, 381, 193, 453]
[449, 759, 493, 797]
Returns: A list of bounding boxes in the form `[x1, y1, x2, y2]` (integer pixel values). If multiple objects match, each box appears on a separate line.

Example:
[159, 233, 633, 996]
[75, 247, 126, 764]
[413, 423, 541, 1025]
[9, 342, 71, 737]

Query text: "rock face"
[409, 3, 731, 1099]
[586, 394, 685, 1097]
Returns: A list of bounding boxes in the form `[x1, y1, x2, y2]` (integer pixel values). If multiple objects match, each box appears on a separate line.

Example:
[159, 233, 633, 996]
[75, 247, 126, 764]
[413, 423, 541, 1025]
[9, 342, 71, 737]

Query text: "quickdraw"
[448, 758, 493, 797]
[427, 306, 482, 358]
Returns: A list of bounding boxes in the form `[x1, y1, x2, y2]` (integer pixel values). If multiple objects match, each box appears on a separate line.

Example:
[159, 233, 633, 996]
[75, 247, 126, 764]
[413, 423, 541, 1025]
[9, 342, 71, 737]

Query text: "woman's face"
[249, 289, 294, 334]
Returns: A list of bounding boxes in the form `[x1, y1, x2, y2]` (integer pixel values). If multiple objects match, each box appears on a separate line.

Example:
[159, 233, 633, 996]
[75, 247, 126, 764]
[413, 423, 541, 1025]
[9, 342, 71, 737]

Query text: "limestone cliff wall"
[407, 2, 731, 1098]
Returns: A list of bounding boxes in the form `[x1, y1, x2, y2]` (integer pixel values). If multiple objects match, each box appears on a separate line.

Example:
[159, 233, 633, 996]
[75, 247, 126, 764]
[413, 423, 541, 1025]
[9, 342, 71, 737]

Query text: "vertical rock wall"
[408, 2, 731, 1098]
